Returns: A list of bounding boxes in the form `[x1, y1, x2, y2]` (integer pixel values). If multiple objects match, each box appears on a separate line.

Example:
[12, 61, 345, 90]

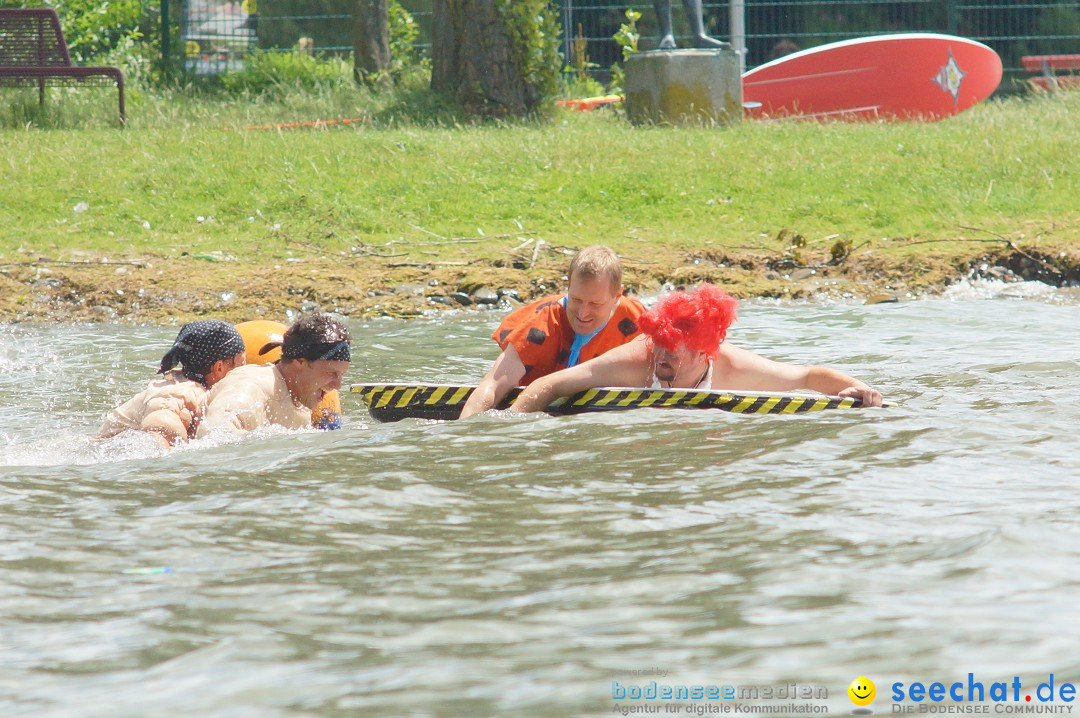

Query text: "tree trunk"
[353, 0, 390, 85]
[431, 0, 533, 117]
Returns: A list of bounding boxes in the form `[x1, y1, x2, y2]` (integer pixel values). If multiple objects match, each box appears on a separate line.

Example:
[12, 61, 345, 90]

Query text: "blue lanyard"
[562, 295, 608, 368]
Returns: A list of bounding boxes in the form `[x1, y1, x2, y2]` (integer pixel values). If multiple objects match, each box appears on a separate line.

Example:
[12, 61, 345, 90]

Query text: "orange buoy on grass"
[555, 94, 623, 111]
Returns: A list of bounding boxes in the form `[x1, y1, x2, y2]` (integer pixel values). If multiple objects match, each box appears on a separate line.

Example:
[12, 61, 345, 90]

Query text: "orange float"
[555, 94, 623, 111]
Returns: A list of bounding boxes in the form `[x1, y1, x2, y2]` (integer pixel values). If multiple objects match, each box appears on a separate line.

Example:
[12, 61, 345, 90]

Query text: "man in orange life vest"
[460, 246, 645, 418]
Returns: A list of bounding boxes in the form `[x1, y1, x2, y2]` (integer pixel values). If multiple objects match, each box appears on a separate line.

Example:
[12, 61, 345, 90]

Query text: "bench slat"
[0, 8, 72, 66]
[1021, 54, 1080, 72]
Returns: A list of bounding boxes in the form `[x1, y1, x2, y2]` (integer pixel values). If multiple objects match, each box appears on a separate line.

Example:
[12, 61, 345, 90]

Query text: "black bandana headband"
[264, 339, 351, 363]
[158, 320, 246, 384]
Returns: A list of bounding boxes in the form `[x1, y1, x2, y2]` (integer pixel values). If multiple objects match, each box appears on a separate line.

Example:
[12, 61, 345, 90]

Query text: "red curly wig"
[638, 284, 739, 360]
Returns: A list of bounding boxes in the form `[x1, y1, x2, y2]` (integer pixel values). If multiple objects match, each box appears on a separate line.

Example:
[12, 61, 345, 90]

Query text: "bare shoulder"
[714, 341, 760, 369]
[615, 334, 651, 359]
[209, 364, 275, 399]
[586, 335, 652, 385]
[586, 334, 650, 367]
[172, 381, 207, 410]
[147, 376, 206, 405]
[712, 340, 809, 391]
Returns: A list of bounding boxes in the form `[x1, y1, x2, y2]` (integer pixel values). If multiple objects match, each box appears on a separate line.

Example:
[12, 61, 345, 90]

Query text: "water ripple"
[3, 297, 1080, 715]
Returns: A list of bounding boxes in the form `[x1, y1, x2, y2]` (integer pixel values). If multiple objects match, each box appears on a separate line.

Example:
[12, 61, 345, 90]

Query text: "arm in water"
[510, 340, 649, 413]
[140, 388, 202, 445]
[460, 344, 527, 418]
[713, 343, 883, 407]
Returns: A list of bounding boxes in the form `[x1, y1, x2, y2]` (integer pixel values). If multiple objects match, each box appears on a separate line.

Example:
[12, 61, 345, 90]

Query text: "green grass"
[1, 83, 1078, 267]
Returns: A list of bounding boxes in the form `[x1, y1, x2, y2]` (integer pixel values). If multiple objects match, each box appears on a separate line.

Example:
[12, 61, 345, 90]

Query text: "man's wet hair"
[280, 313, 351, 363]
[569, 245, 623, 296]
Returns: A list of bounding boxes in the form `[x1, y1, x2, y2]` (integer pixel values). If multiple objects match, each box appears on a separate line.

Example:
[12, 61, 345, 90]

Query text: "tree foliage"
[0, 0, 157, 63]
[496, 0, 561, 104]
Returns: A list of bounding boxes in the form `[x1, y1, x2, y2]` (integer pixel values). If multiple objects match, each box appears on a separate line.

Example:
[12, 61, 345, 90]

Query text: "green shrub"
[219, 50, 351, 95]
[389, 0, 423, 67]
[609, 9, 641, 92]
[212, 1, 426, 91]
[560, 73, 605, 100]
[497, 0, 563, 109]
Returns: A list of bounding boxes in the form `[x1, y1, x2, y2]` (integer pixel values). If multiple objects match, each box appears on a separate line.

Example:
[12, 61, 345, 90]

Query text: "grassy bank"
[2, 86, 1079, 322]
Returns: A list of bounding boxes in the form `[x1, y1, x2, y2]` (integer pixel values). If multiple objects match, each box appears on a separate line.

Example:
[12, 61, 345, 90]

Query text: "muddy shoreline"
[2, 243, 1078, 324]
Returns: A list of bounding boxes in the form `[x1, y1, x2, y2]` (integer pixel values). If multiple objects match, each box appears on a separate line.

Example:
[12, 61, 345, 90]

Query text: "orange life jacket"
[493, 294, 645, 385]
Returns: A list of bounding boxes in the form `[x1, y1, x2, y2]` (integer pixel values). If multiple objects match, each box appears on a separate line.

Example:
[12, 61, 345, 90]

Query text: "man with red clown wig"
[509, 284, 882, 413]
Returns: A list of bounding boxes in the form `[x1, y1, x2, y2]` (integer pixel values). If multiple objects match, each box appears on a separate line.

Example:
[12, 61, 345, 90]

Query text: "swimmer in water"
[196, 313, 351, 436]
[98, 320, 247, 447]
[510, 284, 883, 413]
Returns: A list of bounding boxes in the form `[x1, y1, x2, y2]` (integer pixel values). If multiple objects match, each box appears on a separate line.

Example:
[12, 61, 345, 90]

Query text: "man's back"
[196, 364, 310, 436]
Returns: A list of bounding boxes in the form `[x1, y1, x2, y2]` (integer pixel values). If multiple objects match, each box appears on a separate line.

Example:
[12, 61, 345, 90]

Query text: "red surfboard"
[742, 33, 1002, 121]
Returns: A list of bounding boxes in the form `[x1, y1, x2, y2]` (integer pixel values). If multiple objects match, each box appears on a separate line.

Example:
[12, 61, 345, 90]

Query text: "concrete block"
[625, 49, 742, 126]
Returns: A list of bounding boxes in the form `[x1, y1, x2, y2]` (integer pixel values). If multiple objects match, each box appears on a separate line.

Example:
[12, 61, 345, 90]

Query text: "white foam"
[179, 421, 314, 452]
[942, 278, 1074, 302]
[0, 430, 167, 467]
[0, 421, 317, 468]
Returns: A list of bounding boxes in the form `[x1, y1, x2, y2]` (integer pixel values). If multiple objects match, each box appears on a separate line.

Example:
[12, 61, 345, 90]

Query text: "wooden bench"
[1021, 54, 1080, 92]
[0, 8, 125, 126]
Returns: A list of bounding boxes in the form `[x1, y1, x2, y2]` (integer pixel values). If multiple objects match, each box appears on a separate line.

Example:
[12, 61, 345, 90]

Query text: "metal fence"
[176, 0, 1080, 83]
[566, 0, 1080, 83]
[178, 0, 434, 75]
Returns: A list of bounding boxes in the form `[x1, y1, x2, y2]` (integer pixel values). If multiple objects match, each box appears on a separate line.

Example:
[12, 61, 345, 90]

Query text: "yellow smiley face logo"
[848, 676, 876, 706]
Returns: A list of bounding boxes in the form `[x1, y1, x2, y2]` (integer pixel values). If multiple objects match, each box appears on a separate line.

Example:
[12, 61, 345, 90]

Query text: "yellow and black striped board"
[350, 383, 862, 422]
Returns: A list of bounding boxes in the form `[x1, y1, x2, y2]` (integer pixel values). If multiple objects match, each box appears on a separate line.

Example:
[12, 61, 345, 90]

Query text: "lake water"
[2, 280, 1080, 717]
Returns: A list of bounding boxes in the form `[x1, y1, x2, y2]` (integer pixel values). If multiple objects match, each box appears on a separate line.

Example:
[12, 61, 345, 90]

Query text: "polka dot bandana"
[158, 320, 246, 384]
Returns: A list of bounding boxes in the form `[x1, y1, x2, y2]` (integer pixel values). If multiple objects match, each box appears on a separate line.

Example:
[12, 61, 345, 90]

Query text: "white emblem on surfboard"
[933, 48, 966, 104]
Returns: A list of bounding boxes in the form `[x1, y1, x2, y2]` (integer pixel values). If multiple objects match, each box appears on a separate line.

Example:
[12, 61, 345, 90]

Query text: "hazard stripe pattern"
[352, 384, 861, 422]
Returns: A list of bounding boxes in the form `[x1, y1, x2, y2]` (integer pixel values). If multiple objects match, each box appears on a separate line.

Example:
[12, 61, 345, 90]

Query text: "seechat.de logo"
[849, 676, 877, 714]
